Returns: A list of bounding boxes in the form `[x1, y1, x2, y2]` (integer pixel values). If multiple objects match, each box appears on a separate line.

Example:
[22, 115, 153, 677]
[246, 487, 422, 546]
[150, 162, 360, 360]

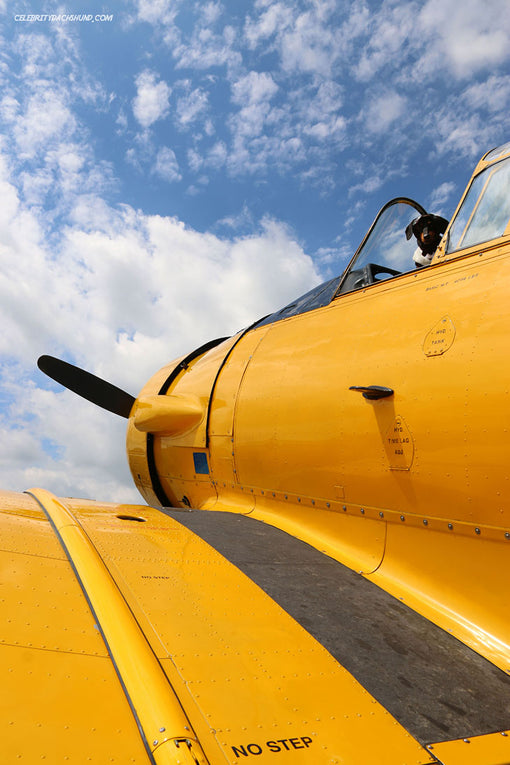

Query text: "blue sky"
[1, 0, 510, 501]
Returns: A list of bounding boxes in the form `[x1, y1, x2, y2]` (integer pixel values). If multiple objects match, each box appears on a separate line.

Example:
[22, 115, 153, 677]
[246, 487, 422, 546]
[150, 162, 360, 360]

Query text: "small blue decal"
[193, 452, 210, 475]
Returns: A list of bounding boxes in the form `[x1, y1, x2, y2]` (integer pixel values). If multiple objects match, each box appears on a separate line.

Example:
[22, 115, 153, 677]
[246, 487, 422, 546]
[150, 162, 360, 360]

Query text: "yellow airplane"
[2, 142, 510, 764]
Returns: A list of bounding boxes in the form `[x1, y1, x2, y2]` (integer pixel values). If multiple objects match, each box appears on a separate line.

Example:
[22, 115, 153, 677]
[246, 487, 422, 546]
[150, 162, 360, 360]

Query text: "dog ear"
[431, 215, 449, 234]
[405, 219, 417, 240]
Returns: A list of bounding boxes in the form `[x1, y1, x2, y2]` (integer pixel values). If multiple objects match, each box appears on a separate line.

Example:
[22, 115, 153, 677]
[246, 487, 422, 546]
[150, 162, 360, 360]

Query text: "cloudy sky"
[1, 0, 509, 503]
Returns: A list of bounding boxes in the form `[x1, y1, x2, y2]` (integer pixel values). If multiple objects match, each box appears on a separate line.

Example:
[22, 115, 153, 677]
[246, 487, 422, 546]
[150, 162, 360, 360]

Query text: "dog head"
[405, 214, 449, 254]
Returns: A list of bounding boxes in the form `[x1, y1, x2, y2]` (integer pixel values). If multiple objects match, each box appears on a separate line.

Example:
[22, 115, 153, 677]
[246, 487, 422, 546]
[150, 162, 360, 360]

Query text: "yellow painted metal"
[67, 497, 434, 765]
[229, 251, 509, 524]
[126, 213, 510, 677]
[155, 335, 240, 449]
[1, 547, 109, 656]
[0, 489, 66, 558]
[422, 315, 456, 356]
[0, 490, 150, 763]
[208, 325, 271, 437]
[250, 495, 386, 574]
[133, 393, 204, 435]
[127, 356, 189, 506]
[28, 488, 209, 765]
[369, 520, 510, 673]
[127, 337, 239, 506]
[153, 444, 217, 510]
[207, 437, 240, 501]
[427, 730, 510, 765]
[123, 148, 510, 700]
[2, 644, 152, 763]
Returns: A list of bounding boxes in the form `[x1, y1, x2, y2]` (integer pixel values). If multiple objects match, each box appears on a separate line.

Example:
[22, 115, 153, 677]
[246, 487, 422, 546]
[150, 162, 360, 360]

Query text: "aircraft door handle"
[349, 385, 394, 400]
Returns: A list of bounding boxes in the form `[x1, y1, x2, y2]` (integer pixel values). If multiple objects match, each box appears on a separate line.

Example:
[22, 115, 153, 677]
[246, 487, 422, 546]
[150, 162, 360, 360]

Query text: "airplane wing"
[2, 488, 509, 765]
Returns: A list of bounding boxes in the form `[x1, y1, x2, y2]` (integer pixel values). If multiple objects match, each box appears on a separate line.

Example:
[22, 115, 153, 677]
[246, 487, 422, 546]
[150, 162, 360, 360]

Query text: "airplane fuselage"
[126, 146, 510, 675]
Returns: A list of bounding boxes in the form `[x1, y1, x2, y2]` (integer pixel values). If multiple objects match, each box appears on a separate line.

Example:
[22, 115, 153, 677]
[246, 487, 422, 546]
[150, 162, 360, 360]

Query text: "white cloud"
[0, 95, 20, 124]
[301, 80, 345, 142]
[0, 147, 322, 501]
[227, 71, 282, 168]
[232, 102, 273, 140]
[244, 2, 342, 77]
[174, 23, 242, 71]
[13, 28, 107, 107]
[185, 175, 210, 196]
[216, 202, 254, 231]
[305, 117, 345, 141]
[348, 174, 384, 198]
[2, 381, 137, 503]
[463, 75, 510, 113]
[350, 0, 510, 84]
[430, 111, 494, 161]
[279, 11, 338, 76]
[13, 90, 76, 159]
[134, 0, 179, 26]
[353, 2, 415, 82]
[0, 26, 114, 222]
[417, 0, 510, 79]
[201, 1, 223, 26]
[132, 70, 171, 128]
[207, 140, 228, 168]
[231, 70, 279, 105]
[176, 87, 209, 127]
[244, 2, 293, 49]
[225, 58, 348, 180]
[187, 147, 204, 172]
[153, 146, 182, 182]
[362, 91, 407, 134]
[0, 178, 74, 365]
[14, 31, 57, 79]
[116, 108, 128, 132]
[309, 80, 343, 117]
[428, 182, 457, 214]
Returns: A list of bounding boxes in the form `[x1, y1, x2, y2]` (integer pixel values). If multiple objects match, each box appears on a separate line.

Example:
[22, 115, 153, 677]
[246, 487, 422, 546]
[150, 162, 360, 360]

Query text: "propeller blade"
[37, 355, 136, 418]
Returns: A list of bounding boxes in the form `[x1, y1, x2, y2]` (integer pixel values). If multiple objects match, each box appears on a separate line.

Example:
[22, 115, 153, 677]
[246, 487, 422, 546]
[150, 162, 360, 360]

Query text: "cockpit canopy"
[257, 141, 510, 330]
[335, 198, 426, 295]
[256, 197, 426, 327]
[446, 152, 510, 253]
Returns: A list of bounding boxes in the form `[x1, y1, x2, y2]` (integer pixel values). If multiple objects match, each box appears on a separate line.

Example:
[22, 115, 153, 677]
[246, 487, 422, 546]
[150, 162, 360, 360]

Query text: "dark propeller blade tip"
[37, 355, 136, 418]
